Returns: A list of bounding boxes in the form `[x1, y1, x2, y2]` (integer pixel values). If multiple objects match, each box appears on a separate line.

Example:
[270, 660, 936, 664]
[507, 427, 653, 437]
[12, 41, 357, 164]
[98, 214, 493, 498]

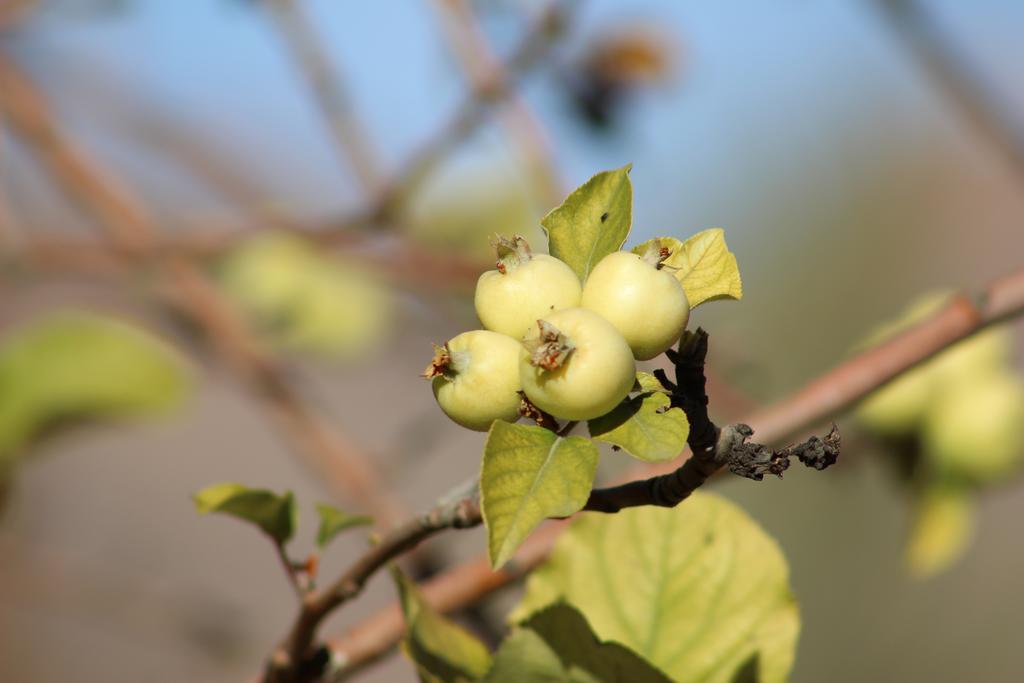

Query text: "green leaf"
[219, 232, 393, 358]
[542, 166, 633, 283]
[314, 502, 373, 548]
[392, 566, 492, 683]
[905, 484, 976, 579]
[634, 372, 669, 394]
[587, 381, 689, 463]
[635, 229, 742, 308]
[193, 483, 297, 544]
[0, 311, 189, 460]
[481, 421, 599, 569]
[512, 492, 799, 683]
[486, 602, 673, 683]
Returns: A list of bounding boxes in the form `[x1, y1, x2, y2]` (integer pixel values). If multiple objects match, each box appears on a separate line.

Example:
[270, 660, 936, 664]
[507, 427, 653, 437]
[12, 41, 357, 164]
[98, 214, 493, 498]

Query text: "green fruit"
[855, 291, 1011, 437]
[922, 373, 1024, 484]
[856, 370, 935, 437]
[426, 330, 523, 432]
[519, 307, 636, 421]
[220, 233, 392, 358]
[474, 236, 582, 340]
[581, 250, 689, 360]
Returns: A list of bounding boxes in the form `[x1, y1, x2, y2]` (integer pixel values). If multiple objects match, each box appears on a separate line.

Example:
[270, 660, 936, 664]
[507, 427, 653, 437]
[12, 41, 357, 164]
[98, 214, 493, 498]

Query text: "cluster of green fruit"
[857, 293, 1024, 485]
[425, 235, 689, 430]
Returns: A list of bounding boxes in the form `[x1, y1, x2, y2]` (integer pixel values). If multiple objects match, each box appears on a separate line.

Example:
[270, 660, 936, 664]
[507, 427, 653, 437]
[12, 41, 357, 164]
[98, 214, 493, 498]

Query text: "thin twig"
[432, 0, 565, 208]
[274, 540, 305, 599]
[264, 0, 381, 194]
[368, 0, 575, 221]
[264, 483, 483, 682]
[324, 266, 1024, 677]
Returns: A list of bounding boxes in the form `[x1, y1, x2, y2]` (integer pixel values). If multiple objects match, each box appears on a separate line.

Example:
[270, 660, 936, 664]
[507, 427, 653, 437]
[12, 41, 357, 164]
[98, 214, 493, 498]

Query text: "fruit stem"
[492, 234, 533, 274]
[421, 343, 469, 379]
[638, 240, 671, 269]
[524, 320, 575, 371]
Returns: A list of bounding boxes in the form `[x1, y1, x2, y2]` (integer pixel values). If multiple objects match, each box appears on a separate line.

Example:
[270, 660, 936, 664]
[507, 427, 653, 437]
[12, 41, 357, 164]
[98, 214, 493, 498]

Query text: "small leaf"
[486, 603, 672, 683]
[392, 566, 492, 682]
[0, 311, 189, 459]
[220, 233, 393, 358]
[588, 388, 689, 463]
[636, 229, 742, 308]
[905, 485, 976, 579]
[513, 492, 799, 683]
[315, 503, 373, 548]
[193, 483, 297, 544]
[481, 422, 599, 569]
[542, 166, 633, 283]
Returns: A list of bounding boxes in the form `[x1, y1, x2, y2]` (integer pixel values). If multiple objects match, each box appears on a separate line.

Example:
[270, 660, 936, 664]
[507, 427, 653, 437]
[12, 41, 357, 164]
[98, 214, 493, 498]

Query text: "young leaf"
[481, 422, 599, 569]
[542, 165, 633, 283]
[0, 311, 189, 458]
[315, 503, 373, 548]
[193, 483, 297, 545]
[391, 566, 492, 682]
[905, 484, 976, 579]
[588, 385, 689, 463]
[635, 229, 742, 308]
[512, 492, 799, 683]
[486, 602, 673, 683]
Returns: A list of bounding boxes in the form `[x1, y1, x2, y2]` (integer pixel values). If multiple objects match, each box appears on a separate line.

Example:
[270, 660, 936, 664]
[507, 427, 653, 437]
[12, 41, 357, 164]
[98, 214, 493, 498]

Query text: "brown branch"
[0, 51, 411, 528]
[324, 266, 1024, 677]
[264, 0, 382, 194]
[264, 482, 483, 683]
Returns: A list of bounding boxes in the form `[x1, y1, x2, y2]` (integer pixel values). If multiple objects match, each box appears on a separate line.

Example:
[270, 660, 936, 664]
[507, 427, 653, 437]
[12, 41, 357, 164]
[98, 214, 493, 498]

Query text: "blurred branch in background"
[875, 0, 1024, 181]
[324, 266, 1024, 678]
[0, 51, 412, 527]
[370, 0, 575, 221]
[432, 0, 565, 208]
[264, 0, 383, 195]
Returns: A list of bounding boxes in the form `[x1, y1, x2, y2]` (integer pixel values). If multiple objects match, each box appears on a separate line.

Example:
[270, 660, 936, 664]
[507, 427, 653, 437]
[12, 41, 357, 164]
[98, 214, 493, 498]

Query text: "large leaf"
[481, 422, 599, 569]
[0, 311, 189, 460]
[219, 232, 393, 358]
[486, 603, 673, 683]
[542, 166, 633, 283]
[193, 483, 297, 544]
[905, 484, 976, 579]
[588, 375, 689, 463]
[392, 566, 492, 682]
[314, 502, 373, 548]
[635, 229, 742, 308]
[513, 492, 799, 683]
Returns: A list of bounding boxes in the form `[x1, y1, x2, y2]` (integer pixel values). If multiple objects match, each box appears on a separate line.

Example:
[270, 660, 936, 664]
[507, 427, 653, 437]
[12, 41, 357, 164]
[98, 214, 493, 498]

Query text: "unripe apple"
[922, 373, 1024, 484]
[475, 235, 582, 340]
[580, 249, 689, 360]
[425, 330, 523, 432]
[519, 307, 636, 421]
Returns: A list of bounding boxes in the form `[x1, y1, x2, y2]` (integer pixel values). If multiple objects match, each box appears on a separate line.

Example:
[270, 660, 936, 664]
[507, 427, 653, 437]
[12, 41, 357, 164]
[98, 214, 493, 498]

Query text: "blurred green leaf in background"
[0, 311, 190, 478]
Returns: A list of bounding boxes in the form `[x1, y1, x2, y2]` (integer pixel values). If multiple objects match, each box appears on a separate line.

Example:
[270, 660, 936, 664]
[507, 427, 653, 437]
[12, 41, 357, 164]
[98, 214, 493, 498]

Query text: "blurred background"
[1, 0, 1023, 681]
